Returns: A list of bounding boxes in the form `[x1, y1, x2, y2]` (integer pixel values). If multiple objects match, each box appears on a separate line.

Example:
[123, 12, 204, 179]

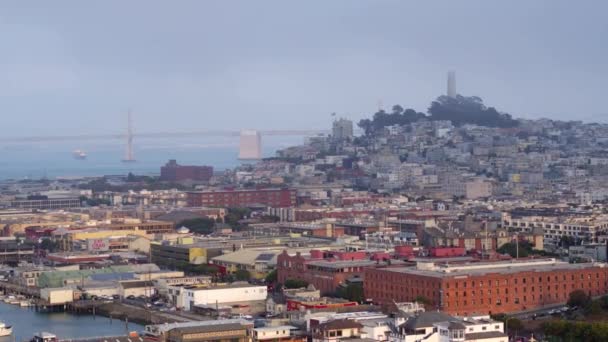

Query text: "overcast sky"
[1, 0, 607, 136]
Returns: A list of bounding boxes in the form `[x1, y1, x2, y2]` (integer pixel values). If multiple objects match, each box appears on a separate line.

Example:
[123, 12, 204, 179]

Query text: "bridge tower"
[238, 130, 262, 160]
[121, 110, 136, 162]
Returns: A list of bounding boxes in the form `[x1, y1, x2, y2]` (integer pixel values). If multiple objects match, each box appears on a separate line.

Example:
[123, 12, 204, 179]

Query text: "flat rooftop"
[146, 318, 251, 333]
[382, 258, 607, 278]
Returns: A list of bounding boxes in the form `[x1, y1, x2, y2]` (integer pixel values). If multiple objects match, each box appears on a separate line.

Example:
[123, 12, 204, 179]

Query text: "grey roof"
[154, 211, 205, 223]
[171, 322, 250, 334]
[90, 272, 135, 282]
[385, 259, 605, 278]
[447, 321, 467, 330]
[255, 253, 276, 262]
[401, 312, 454, 330]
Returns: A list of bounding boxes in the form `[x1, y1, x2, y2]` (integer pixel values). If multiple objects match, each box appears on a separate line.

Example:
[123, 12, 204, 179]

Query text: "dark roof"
[401, 312, 454, 330]
[154, 211, 204, 223]
[170, 322, 250, 334]
[318, 319, 363, 330]
[255, 253, 275, 262]
[120, 280, 154, 289]
[465, 331, 508, 339]
[447, 321, 467, 330]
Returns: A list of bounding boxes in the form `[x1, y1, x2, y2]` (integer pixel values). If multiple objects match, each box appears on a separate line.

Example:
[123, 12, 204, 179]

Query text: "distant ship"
[72, 150, 87, 160]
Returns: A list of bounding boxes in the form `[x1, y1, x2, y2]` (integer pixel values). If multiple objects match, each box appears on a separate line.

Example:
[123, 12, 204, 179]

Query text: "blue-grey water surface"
[0, 302, 143, 341]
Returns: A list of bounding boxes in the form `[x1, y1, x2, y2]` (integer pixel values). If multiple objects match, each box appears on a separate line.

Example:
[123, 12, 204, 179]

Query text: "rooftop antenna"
[122, 110, 136, 163]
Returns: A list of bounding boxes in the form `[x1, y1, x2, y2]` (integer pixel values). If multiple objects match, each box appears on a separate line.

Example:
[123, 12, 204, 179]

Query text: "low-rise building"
[569, 243, 608, 262]
[253, 326, 300, 341]
[277, 250, 401, 295]
[312, 319, 364, 342]
[366, 258, 608, 316]
[144, 319, 254, 342]
[119, 280, 155, 298]
[171, 283, 267, 311]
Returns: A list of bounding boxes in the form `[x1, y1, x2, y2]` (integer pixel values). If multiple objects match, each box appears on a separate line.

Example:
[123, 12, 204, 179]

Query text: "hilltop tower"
[447, 71, 456, 98]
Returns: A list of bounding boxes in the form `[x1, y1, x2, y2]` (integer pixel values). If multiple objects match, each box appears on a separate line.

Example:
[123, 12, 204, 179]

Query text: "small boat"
[73, 149, 87, 160]
[19, 300, 32, 307]
[0, 322, 12, 337]
[31, 332, 57, 342]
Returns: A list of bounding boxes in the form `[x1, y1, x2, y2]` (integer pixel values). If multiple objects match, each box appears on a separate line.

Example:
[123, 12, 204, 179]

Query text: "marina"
[0, 302, 143, 341]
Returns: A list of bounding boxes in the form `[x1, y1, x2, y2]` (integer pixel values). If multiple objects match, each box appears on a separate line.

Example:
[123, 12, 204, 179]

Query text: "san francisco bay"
[0, 302, 143, 341]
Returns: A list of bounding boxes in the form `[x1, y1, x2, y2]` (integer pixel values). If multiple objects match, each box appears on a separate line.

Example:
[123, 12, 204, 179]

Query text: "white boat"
[0, 322, 12, 337]
[73, 149, 87, 160]
[31, 332, 57, 342]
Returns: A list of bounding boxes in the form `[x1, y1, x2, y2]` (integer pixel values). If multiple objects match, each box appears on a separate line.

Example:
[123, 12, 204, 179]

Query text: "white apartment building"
[503, 215, 608, 243]
[390, 315, 506, 342]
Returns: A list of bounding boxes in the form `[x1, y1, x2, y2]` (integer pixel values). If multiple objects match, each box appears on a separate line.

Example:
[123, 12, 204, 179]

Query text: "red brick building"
[187, 188, 296, 208]
[365, 258, 608, 316]
[160, 159, 213, 182]
[277, 249, 391, 294]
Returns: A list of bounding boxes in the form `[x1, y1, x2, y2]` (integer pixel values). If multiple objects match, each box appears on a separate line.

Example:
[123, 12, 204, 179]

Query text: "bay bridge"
[0, 113, 329, 161]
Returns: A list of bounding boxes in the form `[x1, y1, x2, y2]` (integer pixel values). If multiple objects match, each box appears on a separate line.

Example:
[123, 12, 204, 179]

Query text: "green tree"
[284, 279, 308, 289]
[600, 295, 608, 310]
[497, 241, 530, 258]
[428, 95, 518, 128]
[225, 208, 252, 231]
[259, 215, 280, 223]
[415, 295, 431, 305]
[568, 289, 591, 308]
[265, 269, 277, 283]
[39, 239, 58, 252]
[235, 269, 251, 281]
[340, 283, 364, 303]
[543, 321, 608, 342]
[506, 318, 523, 332]
[587, 300, 603, 315]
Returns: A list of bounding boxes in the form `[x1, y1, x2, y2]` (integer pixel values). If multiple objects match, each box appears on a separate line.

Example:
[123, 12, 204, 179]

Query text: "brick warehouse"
[187, 188, 296, 208]
[365, 258, 608, 316]
[277, 250, 397, 294]
[160, 159, 213, 182]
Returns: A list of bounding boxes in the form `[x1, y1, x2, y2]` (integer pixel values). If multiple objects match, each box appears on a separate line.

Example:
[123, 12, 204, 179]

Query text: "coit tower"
[447, 71, 456, 98]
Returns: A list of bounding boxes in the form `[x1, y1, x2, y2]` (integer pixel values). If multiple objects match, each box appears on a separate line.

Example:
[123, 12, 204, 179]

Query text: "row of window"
[444, 290, 601, 308]
[447, 272, 604, 289]
[447, 282, 603, 297]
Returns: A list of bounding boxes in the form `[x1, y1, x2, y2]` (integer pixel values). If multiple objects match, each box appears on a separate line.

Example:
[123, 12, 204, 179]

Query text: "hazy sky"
[1, 0, 607, 136]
